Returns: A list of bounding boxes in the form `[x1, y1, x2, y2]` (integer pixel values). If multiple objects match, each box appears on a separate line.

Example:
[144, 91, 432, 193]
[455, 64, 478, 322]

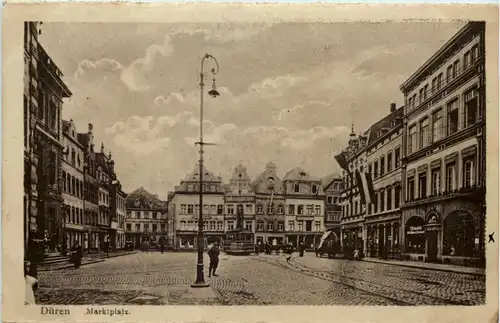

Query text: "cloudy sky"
[38, 21, 465, 199]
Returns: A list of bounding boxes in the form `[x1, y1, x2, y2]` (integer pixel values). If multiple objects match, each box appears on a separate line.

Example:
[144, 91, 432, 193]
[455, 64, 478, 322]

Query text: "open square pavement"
[35, 252, 485, 306]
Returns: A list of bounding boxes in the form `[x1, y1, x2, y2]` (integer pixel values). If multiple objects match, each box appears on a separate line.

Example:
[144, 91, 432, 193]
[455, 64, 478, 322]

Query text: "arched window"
[443, 212, 476, 257]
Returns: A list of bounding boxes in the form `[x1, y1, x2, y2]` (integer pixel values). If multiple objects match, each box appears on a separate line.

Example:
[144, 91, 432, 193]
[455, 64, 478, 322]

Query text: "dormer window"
[312, 184, 318, 194]
[299, 172, 306, 177]
[294, 183, 300, 193]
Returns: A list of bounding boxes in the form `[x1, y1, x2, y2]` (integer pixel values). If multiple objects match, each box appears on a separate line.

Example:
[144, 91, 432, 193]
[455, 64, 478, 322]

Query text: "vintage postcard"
[2, 3, 499, 323]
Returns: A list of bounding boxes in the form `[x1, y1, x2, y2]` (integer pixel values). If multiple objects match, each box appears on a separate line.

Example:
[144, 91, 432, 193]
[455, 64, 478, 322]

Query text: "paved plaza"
[35, 252, 485, 306]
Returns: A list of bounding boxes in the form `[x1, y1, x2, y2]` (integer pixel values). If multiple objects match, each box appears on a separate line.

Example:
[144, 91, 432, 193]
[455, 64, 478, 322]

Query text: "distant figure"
[160, 240, 165, 254]
[353, 248, 360, 261]
[24, 261, 38, 305]
[450, 246, 456, 256]
[208, 241, 220, 277]
[71, 243, 83, 269]
[299, 243, 305, 257]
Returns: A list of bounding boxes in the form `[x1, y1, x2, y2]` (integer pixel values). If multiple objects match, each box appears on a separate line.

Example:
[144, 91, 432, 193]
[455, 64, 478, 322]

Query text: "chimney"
[390, 103, 396, 113]
[88, 123, 94, 134]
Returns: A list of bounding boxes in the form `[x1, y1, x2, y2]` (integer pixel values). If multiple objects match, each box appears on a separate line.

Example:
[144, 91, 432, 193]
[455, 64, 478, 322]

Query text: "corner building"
[337, 128, 368, 252]
[399, 22, 485, 266]
[171, 164, 225, 250]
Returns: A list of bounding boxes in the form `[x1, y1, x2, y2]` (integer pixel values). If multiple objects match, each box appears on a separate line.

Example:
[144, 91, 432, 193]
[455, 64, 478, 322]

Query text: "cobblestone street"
[35, 252, 485, 306]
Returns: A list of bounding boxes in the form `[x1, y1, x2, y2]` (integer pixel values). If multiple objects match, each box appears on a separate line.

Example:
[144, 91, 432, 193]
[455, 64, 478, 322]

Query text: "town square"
[22, 19, 486, 306]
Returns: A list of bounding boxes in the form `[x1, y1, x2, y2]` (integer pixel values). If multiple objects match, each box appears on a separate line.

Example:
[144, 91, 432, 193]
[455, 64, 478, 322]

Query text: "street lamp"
[191, 53, 220, 288]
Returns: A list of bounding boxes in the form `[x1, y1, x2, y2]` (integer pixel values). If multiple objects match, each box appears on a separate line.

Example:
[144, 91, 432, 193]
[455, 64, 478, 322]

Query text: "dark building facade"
[77, 124, 100, 252]
[24, 21, 72, 256]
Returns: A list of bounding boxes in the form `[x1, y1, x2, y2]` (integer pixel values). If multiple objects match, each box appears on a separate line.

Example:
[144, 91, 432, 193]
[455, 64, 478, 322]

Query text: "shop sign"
[407, 225, 425, 235]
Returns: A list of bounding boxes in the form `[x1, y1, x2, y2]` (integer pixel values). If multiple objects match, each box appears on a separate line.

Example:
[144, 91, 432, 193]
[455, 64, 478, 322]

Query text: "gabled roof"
[251, 162, 284, 194]
[367, 106, 404, 147]
[77, 133, 89, 147]
[183, 163, 222, 183]
[95, 152, 111, 173]
[283, 167, 320, 182]
[126, 187, 166, 209]
[321, 172, 341, 189]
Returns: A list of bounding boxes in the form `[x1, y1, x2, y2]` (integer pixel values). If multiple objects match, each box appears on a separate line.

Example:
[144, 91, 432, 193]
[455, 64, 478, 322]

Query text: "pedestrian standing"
[24, 261, 38, 305]
[207, 241, 220, 277]
[160, 240, 165, 254]
[299, 242, 305, 257]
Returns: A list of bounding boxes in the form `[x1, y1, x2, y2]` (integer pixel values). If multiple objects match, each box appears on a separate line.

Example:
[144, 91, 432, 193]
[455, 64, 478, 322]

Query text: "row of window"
[407, 44, 480, 112]
[185, 183, 220, 192]
[343, 185, 402, 218]
[126, 223, 167, 233]
[62, 171, 84, 198]
[179, 220, 224, 231]
[408, 87, 479, 155]
[63, 144, 83, 170]
[178, 203, 323, 216]
[326, 211, 342, 221]
[343, 147, 402, 190]
[326, 196, 340, 205]
[286, 220, 323, 232]
[99, 188, 110, 206]
[406, 157, 476, 202]
[290, 183, 320, 194]
[64, 208, 99, 227]
[126, 210, 163, 219]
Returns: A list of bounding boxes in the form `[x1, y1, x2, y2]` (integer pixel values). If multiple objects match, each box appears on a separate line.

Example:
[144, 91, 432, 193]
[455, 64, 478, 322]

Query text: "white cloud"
[73, 58, 123, 80]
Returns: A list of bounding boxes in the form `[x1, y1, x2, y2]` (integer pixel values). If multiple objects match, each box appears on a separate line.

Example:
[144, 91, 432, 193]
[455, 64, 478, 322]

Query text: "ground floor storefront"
[401, 195, 485, 267]
[364, 213, 401, 259]
[255, 233, 285, 246]
[284, 233, 322, 249]
[175, 231, 223, 250]
[63, 228, 84, 251]
[341, 223, 364, 255]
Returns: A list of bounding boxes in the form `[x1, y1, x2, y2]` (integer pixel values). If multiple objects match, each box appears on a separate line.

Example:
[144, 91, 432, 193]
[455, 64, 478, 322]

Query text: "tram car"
[223, 228, 255, 255]
[316, 230, 341, 259]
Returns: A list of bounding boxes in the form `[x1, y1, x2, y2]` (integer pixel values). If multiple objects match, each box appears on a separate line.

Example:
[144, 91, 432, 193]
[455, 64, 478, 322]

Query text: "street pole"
[192, 53, 220, 288]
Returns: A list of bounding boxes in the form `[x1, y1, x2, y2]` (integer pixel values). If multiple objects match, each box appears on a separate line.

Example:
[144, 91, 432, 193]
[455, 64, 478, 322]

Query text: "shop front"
[341, 223, 364, 255]
[402, 202, 484, 267]
[365, 219, 400, 258]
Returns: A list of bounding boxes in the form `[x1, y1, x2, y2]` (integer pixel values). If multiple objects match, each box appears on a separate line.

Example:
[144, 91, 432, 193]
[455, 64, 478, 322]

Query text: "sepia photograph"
[2, 3, 499, 323]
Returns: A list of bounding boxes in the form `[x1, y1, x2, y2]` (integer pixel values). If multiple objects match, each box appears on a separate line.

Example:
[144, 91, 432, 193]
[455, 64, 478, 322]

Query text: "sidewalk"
[362, 257, 485, 276]
[38, 250, 137, 271]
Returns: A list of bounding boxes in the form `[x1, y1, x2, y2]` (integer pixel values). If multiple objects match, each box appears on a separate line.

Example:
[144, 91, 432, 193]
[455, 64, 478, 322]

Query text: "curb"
[361, 258, 485, 277]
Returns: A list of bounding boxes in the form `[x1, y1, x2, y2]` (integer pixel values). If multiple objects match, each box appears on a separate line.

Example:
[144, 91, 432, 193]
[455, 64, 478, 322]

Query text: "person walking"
[24, 260, 38, 305]
[71, 242, 83, 269]
[207, 241, 220, 277]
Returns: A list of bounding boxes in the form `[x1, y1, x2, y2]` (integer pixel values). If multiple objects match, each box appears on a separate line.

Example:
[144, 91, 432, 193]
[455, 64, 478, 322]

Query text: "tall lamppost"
[191, 53, 220, 288]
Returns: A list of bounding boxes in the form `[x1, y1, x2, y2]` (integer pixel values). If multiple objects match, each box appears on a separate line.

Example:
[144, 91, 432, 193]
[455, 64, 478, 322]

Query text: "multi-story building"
[399, 22, 485, 266]
[110, 178, 127, 250]
[77, 123, 100, 252]
[224, 164, 256, 235]
[252, 162, 286, 245]
[170, 164, 225, 250]
[61, 119, 85, 251]
[283, 168, 325, 249]
[125, 187, 169, 248]
[96, 143, 113, 250]
[364, 104, 404, 258]
[322, 173, 343, 237]
[335, 126, 369, 252]
[23, 21, 73, 255]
